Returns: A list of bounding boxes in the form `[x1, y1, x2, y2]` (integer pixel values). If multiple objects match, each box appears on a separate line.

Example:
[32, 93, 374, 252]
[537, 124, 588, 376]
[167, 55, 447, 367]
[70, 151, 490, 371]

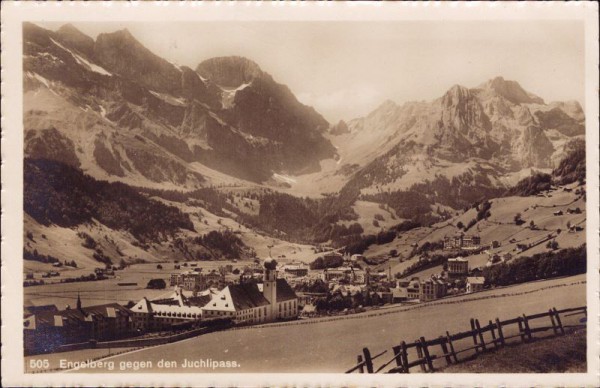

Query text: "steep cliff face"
[332, 76, 583, 196]
[23, 23, 336, 185]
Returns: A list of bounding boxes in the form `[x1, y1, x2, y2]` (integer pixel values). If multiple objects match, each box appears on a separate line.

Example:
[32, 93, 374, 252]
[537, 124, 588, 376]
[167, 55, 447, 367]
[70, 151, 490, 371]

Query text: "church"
[201, 258, 298, 324]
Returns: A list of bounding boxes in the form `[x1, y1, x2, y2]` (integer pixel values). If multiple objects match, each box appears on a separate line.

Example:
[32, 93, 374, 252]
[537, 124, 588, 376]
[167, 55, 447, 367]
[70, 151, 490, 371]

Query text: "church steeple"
[262, 257, 278, 321]
[76, 292, 82, 311]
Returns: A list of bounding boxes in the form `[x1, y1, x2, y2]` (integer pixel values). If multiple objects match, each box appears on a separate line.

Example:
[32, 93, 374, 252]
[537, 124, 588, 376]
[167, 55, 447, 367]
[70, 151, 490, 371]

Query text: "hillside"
[23, 22, 335, 186]
[22, 22, 588, 280]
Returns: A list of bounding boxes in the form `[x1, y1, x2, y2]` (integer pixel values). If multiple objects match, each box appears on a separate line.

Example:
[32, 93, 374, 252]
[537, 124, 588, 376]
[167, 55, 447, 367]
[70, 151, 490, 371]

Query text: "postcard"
[2, 2, 598, 387]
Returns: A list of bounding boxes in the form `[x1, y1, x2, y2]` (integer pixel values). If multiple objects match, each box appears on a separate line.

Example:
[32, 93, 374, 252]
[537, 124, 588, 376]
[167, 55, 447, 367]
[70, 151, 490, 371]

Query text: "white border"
[1, 2, 598, 387]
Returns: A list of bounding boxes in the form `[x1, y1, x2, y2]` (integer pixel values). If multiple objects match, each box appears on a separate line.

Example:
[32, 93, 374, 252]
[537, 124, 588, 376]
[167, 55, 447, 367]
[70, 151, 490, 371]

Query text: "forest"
[24, 158, 194, 241]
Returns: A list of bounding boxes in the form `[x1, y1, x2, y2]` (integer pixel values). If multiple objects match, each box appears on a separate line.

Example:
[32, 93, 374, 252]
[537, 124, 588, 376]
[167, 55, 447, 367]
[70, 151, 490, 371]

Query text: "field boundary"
[345, 306, 587, 373]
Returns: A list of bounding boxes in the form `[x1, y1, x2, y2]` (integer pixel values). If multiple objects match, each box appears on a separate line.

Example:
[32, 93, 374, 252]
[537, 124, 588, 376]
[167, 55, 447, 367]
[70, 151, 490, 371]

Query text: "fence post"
[488, 320, 498, 350]
[552, 308, 565, 335]
[415, 340, 427, 372]
[517, 317, 526, 343]
[400, 341, 410, 374]
[549, 308, 558, 335]
[357, 355, 364, 373]
[392, 345, 403, 373]
[495, 318, 505, 347]
[470, 318, 479, 353]
[439, 336, 452, 365]
[419, 336, 434, 372]
[522, 314, 532, 341]
[446, 331, 458, 363]
[363, 347, 374, 373]
[475, 319, 486, 351]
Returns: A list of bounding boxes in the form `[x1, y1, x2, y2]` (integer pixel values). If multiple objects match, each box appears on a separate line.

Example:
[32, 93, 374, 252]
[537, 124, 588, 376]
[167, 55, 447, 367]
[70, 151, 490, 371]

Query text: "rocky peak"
[549, 100, 584, 122]
[479, 76, 544, 105]
[441, 85, 473, 107]
[330, 120, 350, 135]
[94, 28, 183, 94]
[196, 56, 263, 88]
[366, 99, 398, 120]
[55, 24, 95, 57]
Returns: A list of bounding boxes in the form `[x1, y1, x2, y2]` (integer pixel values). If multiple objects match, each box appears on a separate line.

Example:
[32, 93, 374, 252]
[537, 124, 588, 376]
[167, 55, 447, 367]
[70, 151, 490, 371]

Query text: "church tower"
[262, 258, 278, 321]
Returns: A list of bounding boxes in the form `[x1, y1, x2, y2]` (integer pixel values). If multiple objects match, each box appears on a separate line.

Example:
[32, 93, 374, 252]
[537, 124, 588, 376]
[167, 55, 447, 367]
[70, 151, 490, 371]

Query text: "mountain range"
[22, 22, 586, 268]
[24, 22, 335, 187]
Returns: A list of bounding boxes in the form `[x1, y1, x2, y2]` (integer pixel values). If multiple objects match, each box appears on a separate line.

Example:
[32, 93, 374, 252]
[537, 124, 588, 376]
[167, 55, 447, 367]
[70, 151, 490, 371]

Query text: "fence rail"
[345, 306, 586, 373]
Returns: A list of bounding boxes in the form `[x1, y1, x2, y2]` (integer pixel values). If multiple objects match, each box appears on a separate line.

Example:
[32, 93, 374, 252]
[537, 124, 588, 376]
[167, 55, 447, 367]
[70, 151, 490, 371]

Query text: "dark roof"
[229, 283, 270, 310]
[83, 303, 130, 318]
[275, 279, 297, 302]
[30, 303, 129, 328]
[187, 295, 212, 307]
[24, 304, 58, 315]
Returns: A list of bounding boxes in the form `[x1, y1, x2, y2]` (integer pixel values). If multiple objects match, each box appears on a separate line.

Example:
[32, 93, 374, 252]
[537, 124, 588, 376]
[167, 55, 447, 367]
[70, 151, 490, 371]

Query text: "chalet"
[466, 277, 485, 293]
[566, 207, 582, 214]
[553, 210, 563, 216]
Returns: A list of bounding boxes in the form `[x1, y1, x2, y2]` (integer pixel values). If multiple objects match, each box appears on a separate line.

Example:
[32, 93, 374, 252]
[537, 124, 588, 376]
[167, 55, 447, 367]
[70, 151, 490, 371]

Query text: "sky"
[42, 21, 584, 123]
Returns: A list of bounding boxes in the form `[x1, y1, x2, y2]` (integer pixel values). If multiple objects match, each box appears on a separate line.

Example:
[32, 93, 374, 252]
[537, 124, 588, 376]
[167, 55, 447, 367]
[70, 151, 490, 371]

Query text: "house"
[281, 263, 309, 277]
[350, 254, 365, 263]
[491, 240, 501, 248]
[170, 270, 224, 291]
[444, 234, 481, 250]
[323, 267, 354, 282]
[566, 207, 581, 214]
[447, 257, 469, 279]
[201, 258, 298, 324]
[397, 278, 421, 300]
[466, 277, 485, 293]
[24, 302, 58, 318]
[419, 276, 447, 302]
[553, 210, 563, 216]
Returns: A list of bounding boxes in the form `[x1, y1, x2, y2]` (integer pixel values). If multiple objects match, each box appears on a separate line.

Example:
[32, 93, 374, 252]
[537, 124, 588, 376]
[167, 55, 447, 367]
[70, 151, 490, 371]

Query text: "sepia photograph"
[2, 2, 599, 387]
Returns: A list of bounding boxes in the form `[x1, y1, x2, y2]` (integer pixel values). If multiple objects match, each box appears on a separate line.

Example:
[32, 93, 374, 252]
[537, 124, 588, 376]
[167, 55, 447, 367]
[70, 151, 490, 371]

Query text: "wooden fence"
[346, 306, 586, 373]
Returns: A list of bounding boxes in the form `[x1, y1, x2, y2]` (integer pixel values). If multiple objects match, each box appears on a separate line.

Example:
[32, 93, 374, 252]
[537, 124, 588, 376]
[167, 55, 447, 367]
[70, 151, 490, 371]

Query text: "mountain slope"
[23, 23, 336, 185]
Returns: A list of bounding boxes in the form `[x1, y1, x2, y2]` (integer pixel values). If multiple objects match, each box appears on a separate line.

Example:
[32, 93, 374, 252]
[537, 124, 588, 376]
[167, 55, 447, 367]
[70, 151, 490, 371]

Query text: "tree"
[529, 220, 536, 230]
[146, 278, 166, 289]
[514, 213, 524, 225]
[456, 221, 464, 230]
[156, 264, 163, 270]
[389, 249, 398, 257]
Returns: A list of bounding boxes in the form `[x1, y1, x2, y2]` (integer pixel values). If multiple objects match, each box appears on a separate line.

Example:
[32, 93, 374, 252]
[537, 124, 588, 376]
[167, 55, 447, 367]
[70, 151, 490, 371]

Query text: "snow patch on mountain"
[273, 173, 297, 185]
[149, 90, 186, 106]
[50, 38, 112, 76]
[220, 82, 252, 109]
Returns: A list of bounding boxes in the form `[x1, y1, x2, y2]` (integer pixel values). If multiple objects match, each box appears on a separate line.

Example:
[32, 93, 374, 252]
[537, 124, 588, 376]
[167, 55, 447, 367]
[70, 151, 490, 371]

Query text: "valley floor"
[39, 273, 586, 374]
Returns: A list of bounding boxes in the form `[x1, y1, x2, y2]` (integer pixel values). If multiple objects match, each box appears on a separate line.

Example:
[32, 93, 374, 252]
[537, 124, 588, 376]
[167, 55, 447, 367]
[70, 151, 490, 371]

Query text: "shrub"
[147, 278, 167, 289]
